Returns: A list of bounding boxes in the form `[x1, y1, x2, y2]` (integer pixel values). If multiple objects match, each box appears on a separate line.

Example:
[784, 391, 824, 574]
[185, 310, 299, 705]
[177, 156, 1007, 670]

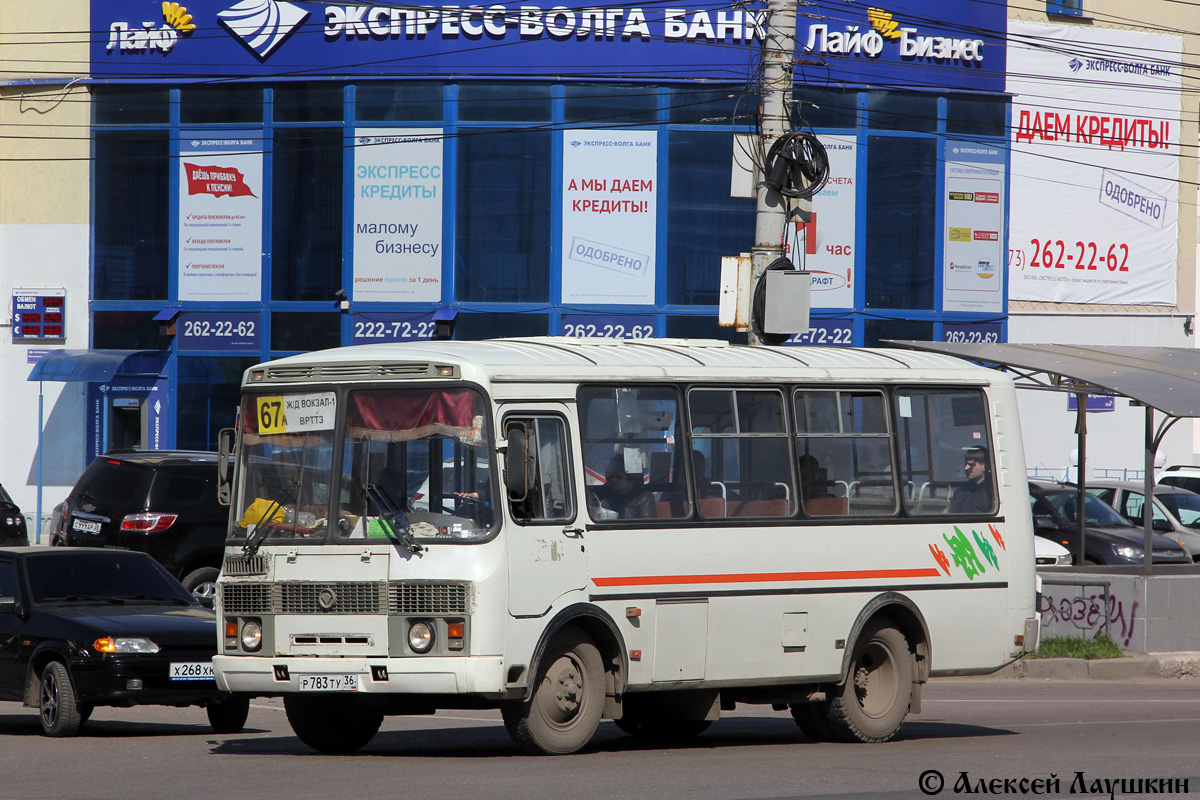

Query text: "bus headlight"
[241, 619, 263, 651]
[408, 621, 434, 653]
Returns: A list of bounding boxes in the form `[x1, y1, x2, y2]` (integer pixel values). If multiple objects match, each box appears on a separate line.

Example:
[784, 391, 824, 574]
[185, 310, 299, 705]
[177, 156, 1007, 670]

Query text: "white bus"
[212, 338, 1038, 755]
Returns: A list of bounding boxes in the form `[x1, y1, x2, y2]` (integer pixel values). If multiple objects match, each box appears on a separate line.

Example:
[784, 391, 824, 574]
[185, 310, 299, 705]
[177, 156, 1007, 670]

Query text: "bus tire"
[789, 701, 841, 742]
[502, 626, 604, 755]
[207, 694, 251, 734]
[826, 619, 913, 743]
[284, 695, 383, 753]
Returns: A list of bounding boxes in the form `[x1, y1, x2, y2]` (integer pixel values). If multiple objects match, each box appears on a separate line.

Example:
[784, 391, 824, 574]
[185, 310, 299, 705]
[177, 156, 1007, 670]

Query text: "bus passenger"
[691, 451, 723, 499]
[798, 454, 832, 500]
[948, 446, 993, 514]
[589, 455, 656, 520]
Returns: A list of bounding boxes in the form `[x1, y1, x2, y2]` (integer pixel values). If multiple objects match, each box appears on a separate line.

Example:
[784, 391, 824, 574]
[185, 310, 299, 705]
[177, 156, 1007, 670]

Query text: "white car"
[1034, 535, 1072, 567]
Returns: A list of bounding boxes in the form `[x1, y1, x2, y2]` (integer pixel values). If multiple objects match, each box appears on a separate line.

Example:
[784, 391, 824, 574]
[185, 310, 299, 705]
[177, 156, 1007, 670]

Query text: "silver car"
[1085, 479, 1200, 562]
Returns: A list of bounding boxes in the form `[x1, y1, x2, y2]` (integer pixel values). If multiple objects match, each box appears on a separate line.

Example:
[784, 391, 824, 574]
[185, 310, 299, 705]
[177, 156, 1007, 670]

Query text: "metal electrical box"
[762, 270, 811, 335]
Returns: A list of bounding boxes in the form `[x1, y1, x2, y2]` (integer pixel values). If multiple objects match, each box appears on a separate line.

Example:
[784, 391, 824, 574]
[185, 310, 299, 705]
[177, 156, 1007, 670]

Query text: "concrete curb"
[993, 651, 1200, 680]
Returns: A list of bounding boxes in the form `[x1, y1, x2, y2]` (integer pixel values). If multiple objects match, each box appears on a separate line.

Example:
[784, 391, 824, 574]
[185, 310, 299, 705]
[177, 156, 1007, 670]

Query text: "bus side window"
[690, 388, 795, 519]
[894, 388, 994, 517]
[795, 389, 895, 517]
[505, 416, 574, 524]
[579, 385, 684, 522]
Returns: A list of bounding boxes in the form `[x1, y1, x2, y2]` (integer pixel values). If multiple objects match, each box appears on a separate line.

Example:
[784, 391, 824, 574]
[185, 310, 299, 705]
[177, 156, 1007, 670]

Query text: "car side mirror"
[1152, 518, 1173, 532]
[1034, 517, 1057, 532]
[0, 596, 17, 614]
[196, 595, 214, 609]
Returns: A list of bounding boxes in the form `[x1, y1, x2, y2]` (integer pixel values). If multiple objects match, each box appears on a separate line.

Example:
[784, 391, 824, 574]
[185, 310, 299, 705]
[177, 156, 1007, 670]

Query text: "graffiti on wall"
[1039, 588, 1139, 648]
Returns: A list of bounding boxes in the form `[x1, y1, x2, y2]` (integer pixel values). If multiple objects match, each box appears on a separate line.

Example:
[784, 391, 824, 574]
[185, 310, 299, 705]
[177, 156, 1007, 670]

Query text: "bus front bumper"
[213, 655, 506, 696]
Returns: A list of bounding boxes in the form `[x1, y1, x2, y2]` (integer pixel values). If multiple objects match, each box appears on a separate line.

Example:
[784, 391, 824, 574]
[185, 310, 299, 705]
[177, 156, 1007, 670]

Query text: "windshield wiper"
[120, 594, 191, 606]
[243, 476, 300, 558]
[59, 594, 126, 604]
[364, 482, 424, 554]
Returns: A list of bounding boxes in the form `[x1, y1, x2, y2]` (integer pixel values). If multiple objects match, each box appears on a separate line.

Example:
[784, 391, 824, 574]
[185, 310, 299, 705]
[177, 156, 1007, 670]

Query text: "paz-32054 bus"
[212, 338, 1038, 755]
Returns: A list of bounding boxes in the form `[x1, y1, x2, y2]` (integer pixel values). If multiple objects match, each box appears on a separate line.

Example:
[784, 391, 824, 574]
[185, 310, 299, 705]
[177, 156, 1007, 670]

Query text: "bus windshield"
[230, 391, 338, 544]
[339, 387, 494, 542]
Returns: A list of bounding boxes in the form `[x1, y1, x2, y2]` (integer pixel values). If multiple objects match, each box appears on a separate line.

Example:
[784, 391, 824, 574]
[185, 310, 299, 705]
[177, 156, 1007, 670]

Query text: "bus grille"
[389, 582, 471, 614]
[279, 582, 385, 614]
[221, 582, 273, 614]
[223, 555, 268, 576]
[221, 581, 471, 615]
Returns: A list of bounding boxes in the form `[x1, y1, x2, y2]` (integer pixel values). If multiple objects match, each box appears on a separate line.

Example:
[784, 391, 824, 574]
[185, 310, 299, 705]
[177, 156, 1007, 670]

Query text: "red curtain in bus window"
[347, 389, 481, 443]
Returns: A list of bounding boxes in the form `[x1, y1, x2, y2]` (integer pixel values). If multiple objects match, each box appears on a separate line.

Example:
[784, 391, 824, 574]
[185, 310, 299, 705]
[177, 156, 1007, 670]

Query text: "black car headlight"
[94, 637, 160, 654]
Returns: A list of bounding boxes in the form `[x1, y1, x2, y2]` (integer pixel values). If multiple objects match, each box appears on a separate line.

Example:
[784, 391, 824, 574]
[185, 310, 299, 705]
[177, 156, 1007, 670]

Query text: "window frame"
[686, 386, 796, 519]
[1046, 0, 1084, 18]
[502, 413, 577, 526]
[793, 387, 898, 518]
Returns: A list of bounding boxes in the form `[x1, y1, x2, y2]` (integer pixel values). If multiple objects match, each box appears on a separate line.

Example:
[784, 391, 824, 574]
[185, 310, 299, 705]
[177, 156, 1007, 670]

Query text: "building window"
[1047, 0, 1083, 17]
[274, 82, 344, 123]
[177, 357, 257, 450]
[271, 129, 343, 301]
[455, 130, 551, 303]
[94, 132, 170, 301]
[180, 84, 263, 125]
[666, 131, 755, 305]
[864, 136, 936, 311]
[356, 82, 443, 123]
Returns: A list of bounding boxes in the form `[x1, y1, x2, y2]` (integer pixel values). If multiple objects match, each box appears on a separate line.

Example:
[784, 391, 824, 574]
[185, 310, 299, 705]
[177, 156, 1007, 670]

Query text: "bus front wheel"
[502, 626, 604, 755]
[826, 619, 913, 743]
[284, 695, 383, 753]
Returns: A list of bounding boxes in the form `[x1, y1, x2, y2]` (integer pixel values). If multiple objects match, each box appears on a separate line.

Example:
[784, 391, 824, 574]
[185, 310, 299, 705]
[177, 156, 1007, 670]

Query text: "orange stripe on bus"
[592, 568, 943, 587]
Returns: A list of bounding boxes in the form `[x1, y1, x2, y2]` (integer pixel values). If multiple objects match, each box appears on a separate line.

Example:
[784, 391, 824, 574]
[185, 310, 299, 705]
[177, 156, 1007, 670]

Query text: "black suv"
[0, 483, 29, 546]
[51, 452, 228, 598]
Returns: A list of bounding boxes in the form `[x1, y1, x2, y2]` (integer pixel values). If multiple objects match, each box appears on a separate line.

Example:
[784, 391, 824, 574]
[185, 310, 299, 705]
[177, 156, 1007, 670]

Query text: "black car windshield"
[26, 552, 193, 605]
[1041, 490, 1134, 528]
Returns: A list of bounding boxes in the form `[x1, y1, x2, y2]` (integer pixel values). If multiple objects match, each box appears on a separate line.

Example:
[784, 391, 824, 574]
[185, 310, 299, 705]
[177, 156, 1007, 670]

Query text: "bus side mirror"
[217, 427, 236, 506]
[504, 425, 533, 501]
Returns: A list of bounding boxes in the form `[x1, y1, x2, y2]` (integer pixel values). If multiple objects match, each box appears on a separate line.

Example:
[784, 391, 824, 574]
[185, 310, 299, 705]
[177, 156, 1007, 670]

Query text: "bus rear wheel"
[826, 619, 913, 743]
[502, 626, 604, 755]
[284, 695, 383, 753]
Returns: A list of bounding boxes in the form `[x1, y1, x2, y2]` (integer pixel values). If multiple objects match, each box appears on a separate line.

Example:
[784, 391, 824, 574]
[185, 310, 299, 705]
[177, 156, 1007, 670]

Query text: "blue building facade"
[84, 0, 1010, 454]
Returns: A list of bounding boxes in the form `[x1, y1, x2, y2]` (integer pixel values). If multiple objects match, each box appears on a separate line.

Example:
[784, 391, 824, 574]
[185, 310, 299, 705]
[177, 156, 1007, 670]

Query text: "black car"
[50, 451, 227, 599]
[1028, 480, 1191, 566]
[0, 547, 248, 737]
[0, 484, 29, 547]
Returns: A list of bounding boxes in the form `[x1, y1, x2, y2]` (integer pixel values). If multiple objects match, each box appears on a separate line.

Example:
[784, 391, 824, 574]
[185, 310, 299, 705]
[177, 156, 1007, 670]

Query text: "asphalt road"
[3, 678, 1199, 800]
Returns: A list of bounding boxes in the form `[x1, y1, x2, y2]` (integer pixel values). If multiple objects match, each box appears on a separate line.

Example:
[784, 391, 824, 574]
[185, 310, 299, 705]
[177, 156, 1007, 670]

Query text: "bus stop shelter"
[889, 342, 1200, 573]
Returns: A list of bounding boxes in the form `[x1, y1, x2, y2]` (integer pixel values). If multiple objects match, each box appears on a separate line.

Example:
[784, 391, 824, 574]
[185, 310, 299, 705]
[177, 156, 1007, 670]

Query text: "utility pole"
[750, 0, 805, 345]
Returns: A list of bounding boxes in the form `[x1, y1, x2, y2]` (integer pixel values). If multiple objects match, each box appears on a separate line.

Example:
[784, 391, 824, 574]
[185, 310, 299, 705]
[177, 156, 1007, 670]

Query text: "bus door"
[501, 409, 586, 617]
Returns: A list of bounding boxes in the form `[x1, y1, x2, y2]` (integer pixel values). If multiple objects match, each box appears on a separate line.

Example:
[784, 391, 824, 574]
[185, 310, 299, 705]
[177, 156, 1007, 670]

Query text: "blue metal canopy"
[27, 350, 161, 382]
